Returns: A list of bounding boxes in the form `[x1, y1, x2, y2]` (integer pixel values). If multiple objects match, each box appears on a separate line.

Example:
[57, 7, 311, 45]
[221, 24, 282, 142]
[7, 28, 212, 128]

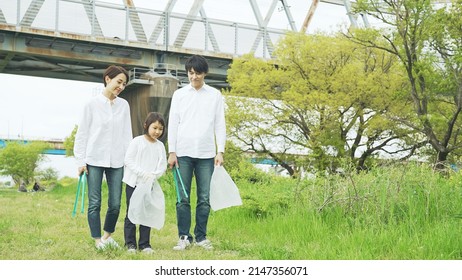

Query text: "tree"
[63, 125, 77, 157]
[351, 0, 462, 168]
[225, 32, 417, 175]
[0, 141, 50, 186]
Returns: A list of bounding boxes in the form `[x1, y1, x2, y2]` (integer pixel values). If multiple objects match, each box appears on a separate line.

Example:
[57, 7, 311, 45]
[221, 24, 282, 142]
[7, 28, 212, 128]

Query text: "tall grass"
[0, 163, 461, 260]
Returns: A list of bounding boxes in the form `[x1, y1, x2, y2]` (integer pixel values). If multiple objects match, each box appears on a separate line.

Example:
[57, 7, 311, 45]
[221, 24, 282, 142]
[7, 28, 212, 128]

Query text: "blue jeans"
[175, 157, 214, 243]
[86, 165, 123, 238]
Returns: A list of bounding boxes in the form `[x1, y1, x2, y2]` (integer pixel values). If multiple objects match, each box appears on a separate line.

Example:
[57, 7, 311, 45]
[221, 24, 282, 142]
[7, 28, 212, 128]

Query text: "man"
[167, 55, 226, 250]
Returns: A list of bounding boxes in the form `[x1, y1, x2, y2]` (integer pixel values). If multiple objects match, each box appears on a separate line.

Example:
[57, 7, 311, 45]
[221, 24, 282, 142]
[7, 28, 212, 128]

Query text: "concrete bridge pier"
[122, 66, 179, 142]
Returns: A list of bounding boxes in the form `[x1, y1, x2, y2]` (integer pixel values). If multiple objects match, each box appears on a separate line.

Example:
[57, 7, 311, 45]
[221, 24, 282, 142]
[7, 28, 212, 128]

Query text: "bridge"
[0, 137, 66, 155]
[0, 0, 363, 136]
[0, 0, 364, 87]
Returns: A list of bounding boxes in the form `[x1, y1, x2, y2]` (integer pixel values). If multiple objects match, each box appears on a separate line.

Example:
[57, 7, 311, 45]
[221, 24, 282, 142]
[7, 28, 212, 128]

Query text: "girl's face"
[146, 121, 164, 141]
[105, 73, 127, 99]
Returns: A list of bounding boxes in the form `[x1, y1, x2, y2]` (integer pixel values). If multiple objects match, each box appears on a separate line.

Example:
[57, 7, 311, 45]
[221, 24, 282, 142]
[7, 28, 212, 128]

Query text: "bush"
[35, 167, 59, 181]
[224, 141, 271, 183]
[0, 141, 50, 185]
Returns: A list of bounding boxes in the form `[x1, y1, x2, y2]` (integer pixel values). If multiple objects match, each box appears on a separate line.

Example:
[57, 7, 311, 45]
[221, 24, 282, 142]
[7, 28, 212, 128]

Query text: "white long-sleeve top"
[122, 135, 167, 188]
[167, 83, 226, 158]
[73, 93, 133, 168]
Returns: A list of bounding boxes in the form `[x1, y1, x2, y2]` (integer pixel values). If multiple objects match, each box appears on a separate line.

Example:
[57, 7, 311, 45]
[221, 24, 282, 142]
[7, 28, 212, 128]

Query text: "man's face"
[188, 68, 206, 90]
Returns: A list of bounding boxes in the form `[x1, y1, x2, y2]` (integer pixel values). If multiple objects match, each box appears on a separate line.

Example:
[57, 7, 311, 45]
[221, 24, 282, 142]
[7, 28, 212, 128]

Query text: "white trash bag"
[210, 165, 242, 211]
[128, 179, 165, 230]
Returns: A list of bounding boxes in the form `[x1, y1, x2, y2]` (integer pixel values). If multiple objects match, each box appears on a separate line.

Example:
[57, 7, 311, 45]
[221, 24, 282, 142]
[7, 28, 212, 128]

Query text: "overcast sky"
[0, 0, 351, 140]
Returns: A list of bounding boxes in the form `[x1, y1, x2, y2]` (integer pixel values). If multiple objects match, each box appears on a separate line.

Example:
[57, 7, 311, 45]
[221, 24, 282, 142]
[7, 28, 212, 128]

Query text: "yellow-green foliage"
[353, 0, 462, 165]
[226, 32, 414, 173]
[63, 125, 77, 157]
[0, 141, 50, 185]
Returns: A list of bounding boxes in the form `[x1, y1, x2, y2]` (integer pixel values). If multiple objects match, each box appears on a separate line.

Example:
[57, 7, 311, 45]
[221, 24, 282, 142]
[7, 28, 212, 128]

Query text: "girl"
[74, 65, 132, 250]
[122, 112, 167, 253]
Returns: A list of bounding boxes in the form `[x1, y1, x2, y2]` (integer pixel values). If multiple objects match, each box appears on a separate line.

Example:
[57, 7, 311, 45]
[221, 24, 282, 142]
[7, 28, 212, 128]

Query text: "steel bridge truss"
[0, 0, 363, 59]
[0, 0, 365, 86]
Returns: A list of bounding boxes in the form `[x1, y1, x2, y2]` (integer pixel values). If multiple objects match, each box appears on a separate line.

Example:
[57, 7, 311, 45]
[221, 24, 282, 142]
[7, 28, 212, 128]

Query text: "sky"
[0, 0, 352, 141]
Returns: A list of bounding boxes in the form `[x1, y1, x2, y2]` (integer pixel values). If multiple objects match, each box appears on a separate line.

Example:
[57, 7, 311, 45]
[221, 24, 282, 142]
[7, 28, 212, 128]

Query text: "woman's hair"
[185, 55, 209, 74]
[103, 65, 129, 86]
[144, 112, 166, 138]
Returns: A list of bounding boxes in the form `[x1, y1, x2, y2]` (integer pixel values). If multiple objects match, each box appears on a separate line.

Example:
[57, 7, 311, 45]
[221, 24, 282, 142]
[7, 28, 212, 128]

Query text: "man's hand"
[215, 152, 224, 166]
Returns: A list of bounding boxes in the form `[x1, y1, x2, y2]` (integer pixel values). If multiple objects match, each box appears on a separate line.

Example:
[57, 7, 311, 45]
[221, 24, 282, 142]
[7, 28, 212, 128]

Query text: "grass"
[0, 163, 461, 260]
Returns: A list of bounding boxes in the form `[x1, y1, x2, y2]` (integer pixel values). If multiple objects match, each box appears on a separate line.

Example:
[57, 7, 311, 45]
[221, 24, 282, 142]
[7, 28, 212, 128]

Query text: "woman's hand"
[168, 152, 178, 169]
[78, 166, 88, 176]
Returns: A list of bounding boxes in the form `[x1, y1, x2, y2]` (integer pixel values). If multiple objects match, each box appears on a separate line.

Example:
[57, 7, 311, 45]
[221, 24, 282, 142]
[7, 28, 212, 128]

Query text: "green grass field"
[0, 163, 461, 260]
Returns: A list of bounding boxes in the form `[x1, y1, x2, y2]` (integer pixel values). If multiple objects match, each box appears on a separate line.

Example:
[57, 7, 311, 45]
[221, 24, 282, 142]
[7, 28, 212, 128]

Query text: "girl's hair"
[185, 55, 209, 74]
[103, 65, 129, 86]
[144, 112, 165, 138]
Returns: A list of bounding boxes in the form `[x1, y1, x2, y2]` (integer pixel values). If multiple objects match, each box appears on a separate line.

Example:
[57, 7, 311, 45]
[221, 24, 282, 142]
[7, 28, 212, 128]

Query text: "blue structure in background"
[0, 139, 66, 155]
[250, 157, 279, 165]
[42, 149, 66, 155]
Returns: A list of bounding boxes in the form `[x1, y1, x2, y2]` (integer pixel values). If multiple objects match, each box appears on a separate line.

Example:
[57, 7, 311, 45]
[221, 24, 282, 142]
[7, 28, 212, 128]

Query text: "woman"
[73, 65, 133, 250]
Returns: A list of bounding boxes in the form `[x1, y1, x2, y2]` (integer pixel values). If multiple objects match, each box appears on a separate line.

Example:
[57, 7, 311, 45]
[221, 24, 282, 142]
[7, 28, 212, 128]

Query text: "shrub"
[0, 141, 50, 186]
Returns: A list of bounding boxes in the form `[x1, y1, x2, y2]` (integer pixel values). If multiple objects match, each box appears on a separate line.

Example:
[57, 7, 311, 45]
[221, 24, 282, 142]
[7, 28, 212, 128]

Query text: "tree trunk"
[434, 151, 448, 171]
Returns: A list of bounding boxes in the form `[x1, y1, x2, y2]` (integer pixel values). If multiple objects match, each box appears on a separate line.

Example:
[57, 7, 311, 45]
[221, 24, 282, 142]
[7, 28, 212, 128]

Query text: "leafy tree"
[351, 0, 462, 168]
[63, 125, 77, 157]
[0, 141, 50, 186]
[225, 32, 417, 175]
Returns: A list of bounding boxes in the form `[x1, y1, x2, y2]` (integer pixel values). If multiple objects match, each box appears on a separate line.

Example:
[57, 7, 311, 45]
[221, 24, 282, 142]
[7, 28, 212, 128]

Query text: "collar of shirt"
[186, 83, 207, 93]
[99, 93, 117, 105]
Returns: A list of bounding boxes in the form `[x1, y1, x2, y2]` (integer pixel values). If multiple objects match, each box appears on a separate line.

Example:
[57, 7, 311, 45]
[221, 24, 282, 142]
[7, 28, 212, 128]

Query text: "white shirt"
[74, 93, 133, 168]
[168, 83, 226, 158]
[123, 135, 167, 188]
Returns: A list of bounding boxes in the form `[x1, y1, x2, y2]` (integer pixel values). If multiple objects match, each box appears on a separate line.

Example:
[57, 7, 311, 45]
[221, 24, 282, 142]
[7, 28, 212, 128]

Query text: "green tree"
[0, 141, 50, 186]
[225, 32, 417, 175]
[352, 0, 462, 168]
[63, 125, 77, 157]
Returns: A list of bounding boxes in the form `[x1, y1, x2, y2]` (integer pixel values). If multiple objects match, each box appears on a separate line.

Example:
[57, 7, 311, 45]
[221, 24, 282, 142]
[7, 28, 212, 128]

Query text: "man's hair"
[103, 65, 129, 86]
[144, 112, 166, 138]
[184, 55, 209, 74]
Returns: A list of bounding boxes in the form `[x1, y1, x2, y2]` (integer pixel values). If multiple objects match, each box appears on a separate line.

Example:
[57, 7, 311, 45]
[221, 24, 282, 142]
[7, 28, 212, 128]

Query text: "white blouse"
[123, 135, 167, 188]
[74, 93, 133, 168]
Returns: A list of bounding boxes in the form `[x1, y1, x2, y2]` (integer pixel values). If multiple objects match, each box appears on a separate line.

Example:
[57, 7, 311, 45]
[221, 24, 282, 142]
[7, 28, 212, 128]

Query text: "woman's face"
[105, 73, 127, 99]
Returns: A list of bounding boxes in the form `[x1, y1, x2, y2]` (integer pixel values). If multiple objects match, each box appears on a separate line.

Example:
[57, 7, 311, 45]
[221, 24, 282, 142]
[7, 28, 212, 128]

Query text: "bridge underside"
[0, 26, 232, 89]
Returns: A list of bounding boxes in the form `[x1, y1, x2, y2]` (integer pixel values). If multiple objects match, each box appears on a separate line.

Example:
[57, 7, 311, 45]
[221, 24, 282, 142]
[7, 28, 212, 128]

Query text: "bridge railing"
[127, 64, 179, 86]
[0, 0, 289, 58]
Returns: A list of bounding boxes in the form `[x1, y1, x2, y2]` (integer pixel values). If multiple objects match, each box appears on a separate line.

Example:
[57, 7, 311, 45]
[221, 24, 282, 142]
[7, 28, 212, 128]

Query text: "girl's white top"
[73, 93, 132, 168]
[167, 83, 226, 158]
[122, 135, 167, 187]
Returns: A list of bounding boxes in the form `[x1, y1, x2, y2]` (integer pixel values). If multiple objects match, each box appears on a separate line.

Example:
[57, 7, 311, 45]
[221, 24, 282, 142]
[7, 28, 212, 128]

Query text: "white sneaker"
[173, 235, 191, 251]
[127, 246, 137, 253]
[95, 241, 106, 250]
[101, 236, 120, 249]
[195, 239, 213, 250]
[141, 247, 154, 254]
